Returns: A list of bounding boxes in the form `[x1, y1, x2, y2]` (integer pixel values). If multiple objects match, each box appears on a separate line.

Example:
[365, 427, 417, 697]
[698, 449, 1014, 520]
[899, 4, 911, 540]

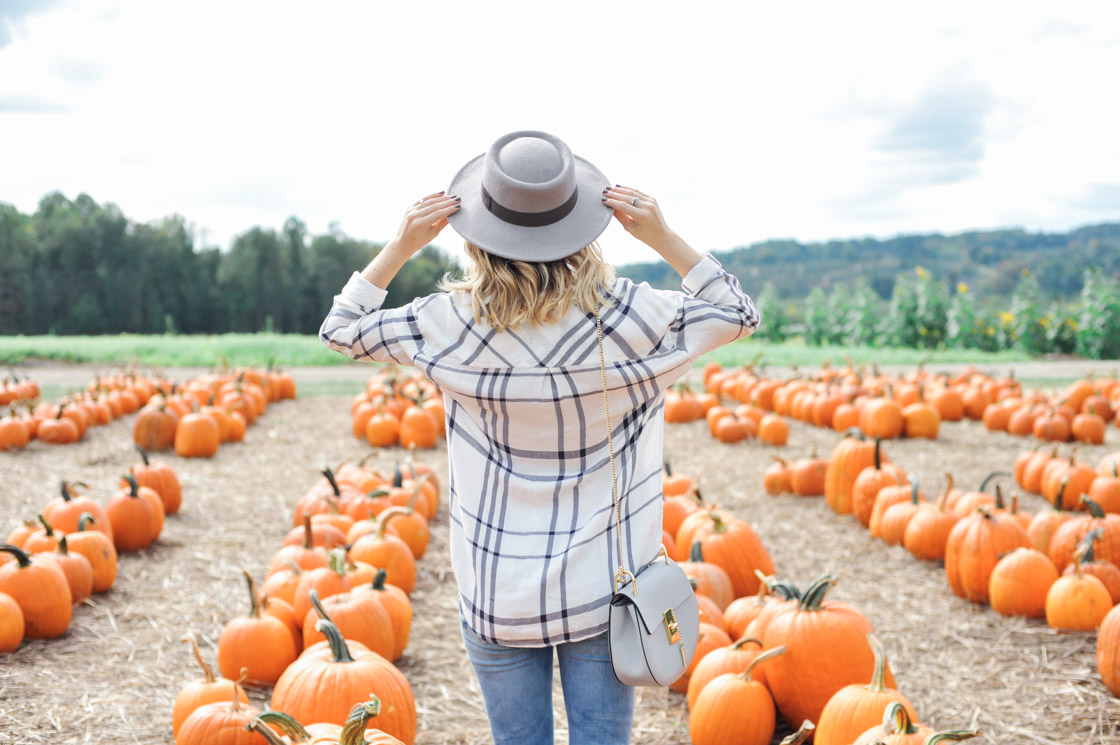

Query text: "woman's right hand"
[603, 185, 703, 278]
[385, 191, 462, 259]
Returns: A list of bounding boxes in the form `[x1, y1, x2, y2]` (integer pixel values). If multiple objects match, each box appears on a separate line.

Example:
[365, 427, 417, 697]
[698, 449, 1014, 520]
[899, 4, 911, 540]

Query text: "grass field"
[0, 333, 1034, 370]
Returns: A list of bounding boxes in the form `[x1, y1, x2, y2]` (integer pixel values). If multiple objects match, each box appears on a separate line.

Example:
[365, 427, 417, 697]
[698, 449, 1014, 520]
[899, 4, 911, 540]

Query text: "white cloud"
[0, 0, 1118, 268]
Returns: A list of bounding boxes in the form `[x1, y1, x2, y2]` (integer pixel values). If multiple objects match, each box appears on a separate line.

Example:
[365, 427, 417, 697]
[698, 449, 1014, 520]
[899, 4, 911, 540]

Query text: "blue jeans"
[459, 617, 636, 745]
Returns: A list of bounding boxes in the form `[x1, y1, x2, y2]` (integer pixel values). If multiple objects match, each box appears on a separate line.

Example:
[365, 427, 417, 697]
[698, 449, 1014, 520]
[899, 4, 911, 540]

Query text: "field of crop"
[3, 358, 1120, 744]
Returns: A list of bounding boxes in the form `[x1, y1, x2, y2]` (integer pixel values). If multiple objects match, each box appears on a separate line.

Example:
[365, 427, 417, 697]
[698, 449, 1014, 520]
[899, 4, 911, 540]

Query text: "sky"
[1, 1, 1118, 267]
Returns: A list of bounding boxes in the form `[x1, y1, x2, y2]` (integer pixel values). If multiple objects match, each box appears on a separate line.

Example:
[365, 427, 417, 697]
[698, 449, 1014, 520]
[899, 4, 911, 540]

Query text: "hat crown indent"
[497, 137, 564, 183]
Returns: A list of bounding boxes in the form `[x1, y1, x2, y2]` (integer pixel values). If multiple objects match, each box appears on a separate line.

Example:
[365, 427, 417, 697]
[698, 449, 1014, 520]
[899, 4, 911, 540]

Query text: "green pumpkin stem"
[738, 644, 786, 682]
[924, 732, 980, 744]
[1081, 528, 1104, 564]
[57, 535, 69, 554]
[316, 618, 356, 663]
[1080, 494, 1107, 519]
[978, 470, 1011, 494]
[244, 719, 289, 745]
[122, 473, 141, 497]
[328, 547, 348, 576]
[798, 574, 838, 611]
[253, 710, 314, 741]
[883, 701, 920, 735]
[689, 540, 705, 563]
[710, 511, 729, 534]
[321, 467, 342, 497]
[372, 568, 389, 591]
[0, 544, 32, 568]
[910, 479, 921, 506]
[134, 444, 152, 466]
[873, 437, 883, 470]
[37, 513, 54, 537]
[77, 512, 96, 532]
[844, 426, 866, 441]
[866, 633, 889, 692]
[341, 696, 383, 745]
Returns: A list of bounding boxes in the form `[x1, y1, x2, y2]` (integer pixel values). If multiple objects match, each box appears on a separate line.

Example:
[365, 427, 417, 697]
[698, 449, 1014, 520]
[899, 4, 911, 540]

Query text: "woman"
[320, 130, 759, 745]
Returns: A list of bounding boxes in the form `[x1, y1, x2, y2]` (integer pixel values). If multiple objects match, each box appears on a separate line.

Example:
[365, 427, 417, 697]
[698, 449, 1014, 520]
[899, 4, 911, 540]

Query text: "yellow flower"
[1067, 318, 1079, 330]
[919, 327, 928, 336]
[985, 326, 996, 336]
[957, 282, 968, 295]
[998, 312, 1014, 326]
[916, 266, 928, 279]
[1038, 316, 1050, 328]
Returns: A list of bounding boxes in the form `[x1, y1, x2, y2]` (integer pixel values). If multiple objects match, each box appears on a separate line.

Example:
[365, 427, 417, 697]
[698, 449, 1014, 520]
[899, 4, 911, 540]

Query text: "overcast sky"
[1, 1, 1118, 266]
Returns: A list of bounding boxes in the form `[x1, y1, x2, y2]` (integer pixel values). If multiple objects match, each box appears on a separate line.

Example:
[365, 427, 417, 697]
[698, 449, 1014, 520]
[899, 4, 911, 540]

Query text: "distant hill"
[617, 222, 1120, 300]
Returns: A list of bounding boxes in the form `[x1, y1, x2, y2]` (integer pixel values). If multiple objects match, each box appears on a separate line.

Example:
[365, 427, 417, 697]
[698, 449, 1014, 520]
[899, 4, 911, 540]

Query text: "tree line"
[0, 193, 457, 335]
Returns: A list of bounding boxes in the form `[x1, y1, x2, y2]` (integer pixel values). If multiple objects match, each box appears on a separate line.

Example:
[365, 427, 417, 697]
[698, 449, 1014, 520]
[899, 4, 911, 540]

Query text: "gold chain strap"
[596, 306, 634, 594]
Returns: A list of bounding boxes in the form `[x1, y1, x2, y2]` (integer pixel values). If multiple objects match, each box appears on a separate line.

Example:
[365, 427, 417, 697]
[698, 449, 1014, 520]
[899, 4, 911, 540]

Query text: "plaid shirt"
[320, 254, 759, 646]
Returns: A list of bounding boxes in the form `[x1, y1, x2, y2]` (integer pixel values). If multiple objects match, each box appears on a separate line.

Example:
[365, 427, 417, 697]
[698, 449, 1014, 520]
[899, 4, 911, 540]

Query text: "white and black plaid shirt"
[321, 254, 759, 646]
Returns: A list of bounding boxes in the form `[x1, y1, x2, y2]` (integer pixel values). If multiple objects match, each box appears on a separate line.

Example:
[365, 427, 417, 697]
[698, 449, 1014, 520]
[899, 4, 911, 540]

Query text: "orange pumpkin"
[173, 633, 251, 738]
[814, 634, 917, 745]
[0, 544, 72, 638]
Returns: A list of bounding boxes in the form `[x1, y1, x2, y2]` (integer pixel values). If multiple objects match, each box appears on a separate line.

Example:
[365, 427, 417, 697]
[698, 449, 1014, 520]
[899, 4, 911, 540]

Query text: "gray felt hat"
[446, 130, 612, 262]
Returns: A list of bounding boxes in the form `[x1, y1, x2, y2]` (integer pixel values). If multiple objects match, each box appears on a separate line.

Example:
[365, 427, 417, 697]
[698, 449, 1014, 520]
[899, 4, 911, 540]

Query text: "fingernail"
[601, 197, 607, 202]
[439, 191, 445, 195]
[455, 204, 462, 209]
[454, 197, 461, 202]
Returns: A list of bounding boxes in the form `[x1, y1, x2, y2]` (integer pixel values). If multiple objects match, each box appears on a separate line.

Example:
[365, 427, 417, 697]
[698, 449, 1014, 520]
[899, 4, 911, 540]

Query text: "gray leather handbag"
[595, 308, 700, 687]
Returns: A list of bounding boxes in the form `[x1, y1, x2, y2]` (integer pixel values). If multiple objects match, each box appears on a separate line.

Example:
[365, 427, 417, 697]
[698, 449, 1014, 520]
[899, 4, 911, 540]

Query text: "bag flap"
[610, 560, 695, 636]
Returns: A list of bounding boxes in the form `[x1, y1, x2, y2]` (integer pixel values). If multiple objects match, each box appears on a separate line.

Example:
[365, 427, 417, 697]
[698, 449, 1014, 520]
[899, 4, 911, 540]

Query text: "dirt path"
[1, 366, 1119, 743]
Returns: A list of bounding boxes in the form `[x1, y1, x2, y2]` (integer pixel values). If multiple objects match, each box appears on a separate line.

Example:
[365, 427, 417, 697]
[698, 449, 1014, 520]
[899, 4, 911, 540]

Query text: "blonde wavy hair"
[440, 242, 616, 333]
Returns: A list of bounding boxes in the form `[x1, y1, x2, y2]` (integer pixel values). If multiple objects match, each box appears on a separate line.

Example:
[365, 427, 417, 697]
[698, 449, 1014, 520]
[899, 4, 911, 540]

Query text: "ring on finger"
[631, 197, 639, 207]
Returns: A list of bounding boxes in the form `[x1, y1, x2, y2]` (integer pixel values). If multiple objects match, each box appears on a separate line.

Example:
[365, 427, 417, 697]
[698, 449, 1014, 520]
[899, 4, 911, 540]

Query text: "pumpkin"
[870, 480, 923, 540]
[685, 636, 764, 711]
[852, 702, 977, 745]
[859, 396, 904, 439]
[902, 475, 960, 561]
[945, 507, 1030, 604]
[132, 402, 179, 451]
[788, 454, 827, 497]
[0, 544, 72, 638]
[173, 633, 251, 738]
[175, 685, 265, 745]
[1045, 540, 1112, 632]
[1049, 496, 1120, 572]
[824, 429, 878, 515]
[37, 406, 80, 444]
[1066, 528, 1120, 604]
[348, 521, 417, 596]
[680, 542, 734, 611]
[22, 514, 61, 554]
[663, 460, 697, 497]
[302, 589, 394, 661]
[850, 439, 905, 527]
[688, 646, 786, 745]
[763, 458, 791, 495]
[272, 516, 336, 575]
[271, 619, 416, 744]
[988, 547, 1058, 618]
[175, 411, 221, 458]
[67, 513, 118, 593]
[675, 510, 774, 597]
[42, 481, 113, 540]
[1027, 480, 1074, 556]
[814, 634, 917, 745]
[53, 537, 93, 606]
[1089, 463, 1120, 514]
[0, 412, 29, 450]
[376, 505, 429, 561]
[106, 473, 164, 552]
[293, 549, 354, 625]
[217, 571, 298, 685]
[1072, 408, 1107, 444]
[0, 591, 24, 653]
[758, 413, 789, 445]
[398, 404, 439, 450]
[129, 445, 183, 515]
[901, 388, 940, 439]
[670, 622, 733, 694]
[1097, 604, 1120, 696]
[352, 569, 413, 662]
[760, 575, 894, 730]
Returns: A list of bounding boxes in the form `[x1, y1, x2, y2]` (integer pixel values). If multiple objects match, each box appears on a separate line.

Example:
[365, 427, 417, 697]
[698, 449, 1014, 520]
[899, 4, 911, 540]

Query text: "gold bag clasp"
[663, 608, 681, 645]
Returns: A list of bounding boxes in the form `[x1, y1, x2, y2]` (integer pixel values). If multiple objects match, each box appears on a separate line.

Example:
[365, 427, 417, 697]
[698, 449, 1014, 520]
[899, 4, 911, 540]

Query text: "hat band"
[481, 185, 578, 228]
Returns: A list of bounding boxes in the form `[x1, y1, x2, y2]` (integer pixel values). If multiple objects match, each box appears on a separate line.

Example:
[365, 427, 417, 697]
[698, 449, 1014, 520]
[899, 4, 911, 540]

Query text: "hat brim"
[446, 152, 612, 262]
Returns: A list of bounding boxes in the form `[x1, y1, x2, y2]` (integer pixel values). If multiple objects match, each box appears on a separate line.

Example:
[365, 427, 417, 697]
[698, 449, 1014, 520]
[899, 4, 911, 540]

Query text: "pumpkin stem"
[843, 426, 866, 441]
[316, 618, 356, 663]
[406, 473, 431, 511]
[77, 512, 97, 532]
[873, 438, 883, 470]
[0, 544, 32, 568]
[924, 732, 980, 744]
[978, 470, 1011, 494]
[252, 710, 314, 741]
[779, 721, 816, 745]
[302, 513, 314, 550]
[328, 547, 348, 576]
[709, 511, 730, 534]
[1081, 528, 1104, 564]
[738, 644, 786, 682]
[797, 574, 838, 611]
[341, 696, 384, 745]
[134, 444, 152, 466]
[37, 513, 55, 537]
[181, 633, 217, 684]
[937, 474, 954, 511]
[909, 479, 921, 506]
[883, 700, 920, 735]
[1054, 478, 1069, 512]
[242, 569, 262, 618]
[122, 473, 141, 497]
[321, 467, 342, 497]
[866, 633, 889, 692]
[245, 716, 293, 745]
[372, 568, 389, 591]
[730, 636, 762, 650]
[57, 535, 69, 555]
[994, 484, 1005, 510]
[376, 506, 412, 539]
[1080, 494, 1107, 519]
[689, 540, 705, 563]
